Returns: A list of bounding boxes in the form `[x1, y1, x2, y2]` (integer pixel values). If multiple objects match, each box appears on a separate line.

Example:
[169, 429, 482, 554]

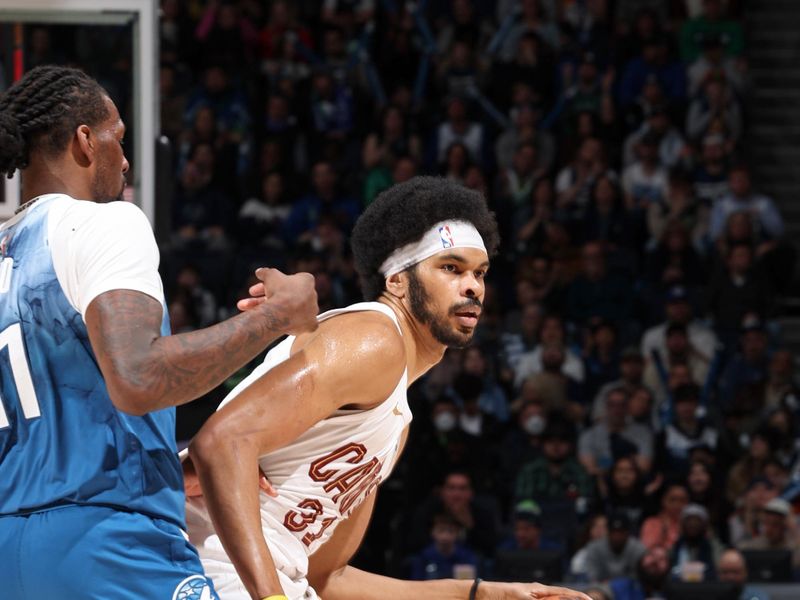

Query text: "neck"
[22, 153, 91, 203]
[378, 294, 446, 383]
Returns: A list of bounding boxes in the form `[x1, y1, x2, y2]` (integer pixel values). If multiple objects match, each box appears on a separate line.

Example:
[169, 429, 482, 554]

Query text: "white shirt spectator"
[622, 162, 669, 207]
[708, 192, 785, 242]
[513, 345, 586, 388]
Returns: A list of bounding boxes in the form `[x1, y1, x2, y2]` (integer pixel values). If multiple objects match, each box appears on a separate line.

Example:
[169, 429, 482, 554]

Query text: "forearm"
[141, 307, 289, 410]
[191, 431, 284, 600]
[93, 291, 291, 414]
[318, 566, 472, 600]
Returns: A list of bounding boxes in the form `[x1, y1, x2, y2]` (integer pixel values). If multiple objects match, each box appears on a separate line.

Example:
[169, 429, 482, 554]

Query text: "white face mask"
[523, 415, 546, 436]
[434, 412, 457, 432]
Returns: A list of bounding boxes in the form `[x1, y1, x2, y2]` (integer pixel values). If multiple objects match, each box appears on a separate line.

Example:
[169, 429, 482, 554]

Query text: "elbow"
[107, 383, 153, 417]
[189, 415, 249, 473]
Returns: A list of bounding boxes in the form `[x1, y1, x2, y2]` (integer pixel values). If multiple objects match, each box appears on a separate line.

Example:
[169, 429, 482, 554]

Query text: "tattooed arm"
[85, 268, 318, 416]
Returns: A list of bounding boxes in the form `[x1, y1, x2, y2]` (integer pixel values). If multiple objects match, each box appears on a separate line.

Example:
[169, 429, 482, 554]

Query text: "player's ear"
[384, 271, 407, 299]
[74, 124, 95, 165]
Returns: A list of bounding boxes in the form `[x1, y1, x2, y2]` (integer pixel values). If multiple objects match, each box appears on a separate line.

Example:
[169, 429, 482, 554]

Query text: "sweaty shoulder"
[295, 309, 407, 409]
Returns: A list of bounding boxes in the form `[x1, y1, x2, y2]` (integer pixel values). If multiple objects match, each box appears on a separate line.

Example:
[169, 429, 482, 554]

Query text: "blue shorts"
[0, 504, 219, 599]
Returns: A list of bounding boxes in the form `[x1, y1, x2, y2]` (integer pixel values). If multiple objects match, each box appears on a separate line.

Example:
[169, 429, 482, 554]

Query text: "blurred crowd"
[18, 0, 800, 595]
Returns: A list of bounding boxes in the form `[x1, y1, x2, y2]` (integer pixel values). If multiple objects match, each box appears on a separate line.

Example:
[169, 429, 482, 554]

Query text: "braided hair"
[0, 65, 110, 178]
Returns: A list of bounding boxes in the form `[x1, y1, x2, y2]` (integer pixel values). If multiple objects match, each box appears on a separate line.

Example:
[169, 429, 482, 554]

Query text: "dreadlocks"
[0, 65, 110, 178]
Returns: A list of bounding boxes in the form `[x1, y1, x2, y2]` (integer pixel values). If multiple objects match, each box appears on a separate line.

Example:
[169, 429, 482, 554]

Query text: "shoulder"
[301, 309, 407, 392]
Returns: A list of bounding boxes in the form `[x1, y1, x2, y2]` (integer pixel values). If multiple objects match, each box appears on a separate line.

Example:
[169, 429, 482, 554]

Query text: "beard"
[407, 267, 480, 348]
[90, 167, 126, 203]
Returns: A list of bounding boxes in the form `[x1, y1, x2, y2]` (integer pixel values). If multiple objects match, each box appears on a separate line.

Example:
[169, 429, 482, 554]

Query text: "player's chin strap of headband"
[379, 220, 487, 277]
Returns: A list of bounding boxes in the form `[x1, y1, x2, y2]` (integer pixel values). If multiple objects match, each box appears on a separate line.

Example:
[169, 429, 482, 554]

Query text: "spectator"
[641, 285, 718, 366]
[618, 34, 687, 109]
[686, 77, 742, 144]
[436, 0, 495, 58]
[592, 347, 648, 423]
[499, 0, 560, 60]
[409, 513, 479, 580]
[497, 500, 563, 552]
[739, 498, 800, 570]
[709, 166, 785, 245]
[459, 347, 510, 423]
[718, 320, 771, 412]
[496, 142, 542, 216]
[645, 220, 707, 289]
[515, 416, 594, 514]
[623, 105, 687, 170]
[570, 513, 610, 580]
[643, 324, 711, 422]
[582, 511, 647, 582]
[602, 456, 647, 530]
[172, 144, 233, 251]
[669, 503, 724, 581]
[680, 0, 744, 61]
[717, 548, 771, 600]
[362, 105, 423, 172]
[583, 174, 637, 249]
[640, 482, 691, 551]
[501, 301, 544, 374]
[515, 344, 586, 421]
[497, 399, 548, 501]
[728, 477, 780, 546]
[692, 133, 731, 205]
[579, 386, 654, 476]
[622, 132, 669, 210]
[451, 373, 504, 442]
[566, 242, 634, 327]
[687, 31, 745, 97]
[707, 245, 773, 347]
[284, 160, 360, 242]
[194, 0, 259, 73]
[257, 0, 313, 62]
[514, 314, 586, 387]
[582, 318, 622, 401]
[236, 171, 291, 251]
[559, 52, 616, 140]
[408, 471, 501, 559]
[726, 429, 775, 504]
[556, 137, 611, 223]
[609, 545, 672, 600]
[307, 68, 355, 152]
[184, 65, 251, 151]
[686, 459, 729, 540]
[495, 103, 556, 174]
[433, 96, 485, 167]
[764, 350, 799, 413]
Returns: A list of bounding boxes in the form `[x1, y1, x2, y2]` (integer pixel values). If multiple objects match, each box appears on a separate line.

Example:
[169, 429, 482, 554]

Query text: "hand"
[478, 581, 592, 599]
[254, 268, 319, 336]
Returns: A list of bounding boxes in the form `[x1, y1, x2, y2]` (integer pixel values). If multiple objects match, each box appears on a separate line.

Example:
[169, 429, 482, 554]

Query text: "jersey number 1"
[0, 323, 40, 428]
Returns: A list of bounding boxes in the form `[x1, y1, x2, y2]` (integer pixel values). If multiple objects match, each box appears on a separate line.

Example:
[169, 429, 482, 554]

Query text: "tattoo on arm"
[89, 290, 290, 412]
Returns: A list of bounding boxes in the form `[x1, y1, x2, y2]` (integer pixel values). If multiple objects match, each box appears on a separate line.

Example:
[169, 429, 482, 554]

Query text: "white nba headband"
[379, 220, 487, 277]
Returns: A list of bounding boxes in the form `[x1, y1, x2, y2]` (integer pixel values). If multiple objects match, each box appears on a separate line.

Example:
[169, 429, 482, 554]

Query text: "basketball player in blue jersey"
[0, 65, 318, 599]
[185, 178, 590, 600]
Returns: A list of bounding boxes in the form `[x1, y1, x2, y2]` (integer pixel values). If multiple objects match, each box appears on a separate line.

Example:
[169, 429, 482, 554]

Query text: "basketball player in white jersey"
[184, 177, 590, 600]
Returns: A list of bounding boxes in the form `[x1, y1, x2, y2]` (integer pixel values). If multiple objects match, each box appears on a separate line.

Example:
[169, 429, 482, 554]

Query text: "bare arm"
[86, 268, 318, 415]
[190, 312, 406, 600]
[309, 491, 591, 600]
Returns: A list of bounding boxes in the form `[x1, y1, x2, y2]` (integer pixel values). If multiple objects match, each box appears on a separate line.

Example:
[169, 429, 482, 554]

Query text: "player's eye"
[442, 264, 458, 273]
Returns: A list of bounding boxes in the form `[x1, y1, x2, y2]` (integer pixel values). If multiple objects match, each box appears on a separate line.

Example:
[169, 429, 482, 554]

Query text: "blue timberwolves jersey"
[0, 196, 185, 527]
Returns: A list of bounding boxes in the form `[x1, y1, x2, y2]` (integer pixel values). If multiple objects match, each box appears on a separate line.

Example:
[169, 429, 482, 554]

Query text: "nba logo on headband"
[439, 225, 454, 248]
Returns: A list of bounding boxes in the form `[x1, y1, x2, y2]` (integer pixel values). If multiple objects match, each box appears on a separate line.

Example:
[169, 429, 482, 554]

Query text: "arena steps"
[745, 0, 800, 256]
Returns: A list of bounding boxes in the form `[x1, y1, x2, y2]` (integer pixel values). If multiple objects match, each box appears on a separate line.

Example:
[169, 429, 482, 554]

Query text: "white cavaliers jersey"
[186, 302, 412, 600]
